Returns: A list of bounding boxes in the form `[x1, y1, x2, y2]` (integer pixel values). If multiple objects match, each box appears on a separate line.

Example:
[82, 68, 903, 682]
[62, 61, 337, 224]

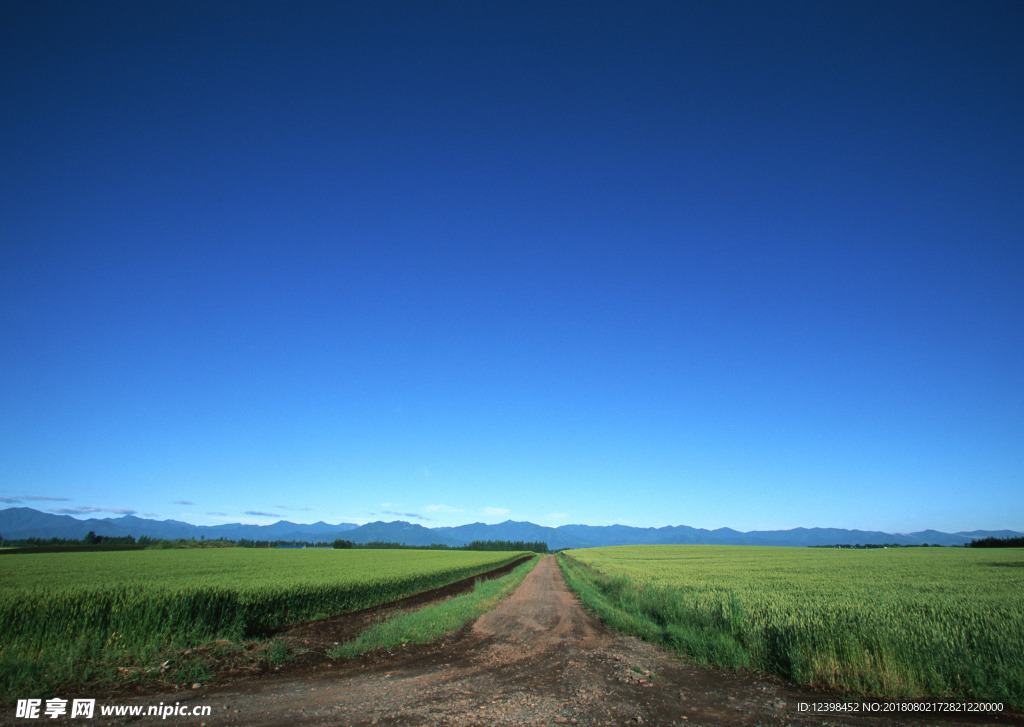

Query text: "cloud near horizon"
[425, 504, 464, 513]
[51, 506, 137, 516]
[1, 495, 73, 503]
[382, 510, 433, 522]
[172, 500, 193, 506]
[482, 507, 510, 517]
[243, 510, 281, 518]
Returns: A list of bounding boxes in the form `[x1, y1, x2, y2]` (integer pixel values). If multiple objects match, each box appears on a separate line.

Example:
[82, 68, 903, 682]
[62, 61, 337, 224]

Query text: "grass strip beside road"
[330, 555, 539, 658]
[0, 549, 527, 703]
[558, 548, 1024, 708]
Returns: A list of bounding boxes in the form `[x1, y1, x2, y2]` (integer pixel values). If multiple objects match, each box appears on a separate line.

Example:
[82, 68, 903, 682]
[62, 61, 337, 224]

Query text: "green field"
[0, 548, 526, 699]
[559, 545, 1024, 706]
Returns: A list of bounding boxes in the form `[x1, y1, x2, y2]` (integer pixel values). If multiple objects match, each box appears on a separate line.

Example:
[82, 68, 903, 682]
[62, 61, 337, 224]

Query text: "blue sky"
[2, 1, 1022, 534]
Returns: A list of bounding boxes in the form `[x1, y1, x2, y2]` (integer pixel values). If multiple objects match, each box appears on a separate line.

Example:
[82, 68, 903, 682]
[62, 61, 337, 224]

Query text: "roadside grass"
[329, 555, 539, 658]
[557, 548, 1024, 708]
[1, 549, 525, 703]
[0, 634, 297, 704]
[556, 554, 749, 669]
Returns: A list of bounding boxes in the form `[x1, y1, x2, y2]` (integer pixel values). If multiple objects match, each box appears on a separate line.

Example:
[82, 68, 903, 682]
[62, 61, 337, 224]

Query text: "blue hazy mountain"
[0, 508, 358, 543]
[2, 507, 1020, 548]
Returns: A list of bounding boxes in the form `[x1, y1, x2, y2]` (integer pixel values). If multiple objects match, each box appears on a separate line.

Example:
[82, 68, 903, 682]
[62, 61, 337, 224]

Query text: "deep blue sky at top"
[2, 1, 1022, 533]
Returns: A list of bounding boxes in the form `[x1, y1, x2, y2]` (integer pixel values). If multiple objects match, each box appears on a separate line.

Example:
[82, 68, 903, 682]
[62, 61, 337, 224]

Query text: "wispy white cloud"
[382, 510, 433, 522]
[425, 504, 464, 513]
[482, 507, 510, 517]
[274, 505, 313, 511]
[52, 506, 137, 516]
[545, 512, 569, 522]
[2, 495, 72, 503]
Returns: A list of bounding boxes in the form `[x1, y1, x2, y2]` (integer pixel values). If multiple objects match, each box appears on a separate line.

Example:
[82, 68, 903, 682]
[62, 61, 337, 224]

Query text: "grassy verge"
[557, 551, 1024, 708]
[557, 553, 749, 668]
[329, 555, 539, 658]
[0, 633, 299, 705]
[1, 549, 526, 702]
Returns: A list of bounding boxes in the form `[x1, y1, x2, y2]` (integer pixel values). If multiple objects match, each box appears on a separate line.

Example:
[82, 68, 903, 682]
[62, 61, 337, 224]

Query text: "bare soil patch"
[27, 556, 1024, 727]
[277, 554, 534, 659]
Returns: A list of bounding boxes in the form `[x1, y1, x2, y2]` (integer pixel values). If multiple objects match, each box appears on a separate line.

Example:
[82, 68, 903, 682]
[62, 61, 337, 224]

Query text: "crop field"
[0, 548, 526, 699]
[559, 545, 1024, 707]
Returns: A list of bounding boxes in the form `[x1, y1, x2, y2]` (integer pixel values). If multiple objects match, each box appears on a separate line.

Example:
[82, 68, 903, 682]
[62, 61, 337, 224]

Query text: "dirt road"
[74, 556, 1022, 727]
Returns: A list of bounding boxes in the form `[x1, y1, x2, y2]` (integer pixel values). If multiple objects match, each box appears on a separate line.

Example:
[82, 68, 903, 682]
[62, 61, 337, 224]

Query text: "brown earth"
[19, 556, 1023, 727]
[277, 554, 535, 655]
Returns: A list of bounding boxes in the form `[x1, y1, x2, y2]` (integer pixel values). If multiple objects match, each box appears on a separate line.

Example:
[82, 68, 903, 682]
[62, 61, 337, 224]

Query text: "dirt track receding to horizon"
[59, 556, 1024, 727]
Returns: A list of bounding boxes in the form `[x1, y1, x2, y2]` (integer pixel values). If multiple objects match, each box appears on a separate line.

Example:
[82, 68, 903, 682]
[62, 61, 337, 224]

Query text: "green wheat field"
[0, 548, 524, 700]
[559, 545, 1024, 707]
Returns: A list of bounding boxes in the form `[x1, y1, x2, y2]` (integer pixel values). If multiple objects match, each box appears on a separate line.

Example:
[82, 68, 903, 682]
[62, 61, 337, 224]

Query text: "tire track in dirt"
[72, 556, 1024, 727]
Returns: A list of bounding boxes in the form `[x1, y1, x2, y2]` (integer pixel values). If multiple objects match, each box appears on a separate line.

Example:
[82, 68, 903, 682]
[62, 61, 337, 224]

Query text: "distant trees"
[811, 543, 946, 549]
[464, 540, 549, 553]
[1, 532, 551, 553]
[330, 539, 548, 552]
[969, 536, 1024, 548]
[237, 539, 331, 548]
[0, 532, 145, 554]
[149, 537, 235, 549]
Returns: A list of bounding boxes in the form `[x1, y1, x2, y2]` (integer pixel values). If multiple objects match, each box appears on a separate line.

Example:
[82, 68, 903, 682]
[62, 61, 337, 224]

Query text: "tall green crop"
[0, 548, 525, 701]
[560, 545, 1024, 707]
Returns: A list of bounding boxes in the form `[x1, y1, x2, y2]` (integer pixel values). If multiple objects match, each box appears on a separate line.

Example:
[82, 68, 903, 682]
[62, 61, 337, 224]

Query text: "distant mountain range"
[2, 507, 1020, 549]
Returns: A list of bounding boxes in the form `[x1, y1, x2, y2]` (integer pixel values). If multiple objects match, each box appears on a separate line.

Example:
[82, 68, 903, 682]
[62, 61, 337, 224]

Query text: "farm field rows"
[559, 545, 1024, 707]
[0, 548, 527, 700]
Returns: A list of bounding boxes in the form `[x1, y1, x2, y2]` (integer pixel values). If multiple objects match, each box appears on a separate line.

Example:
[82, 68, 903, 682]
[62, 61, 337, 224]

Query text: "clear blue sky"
[2, 1, 1022, 534]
